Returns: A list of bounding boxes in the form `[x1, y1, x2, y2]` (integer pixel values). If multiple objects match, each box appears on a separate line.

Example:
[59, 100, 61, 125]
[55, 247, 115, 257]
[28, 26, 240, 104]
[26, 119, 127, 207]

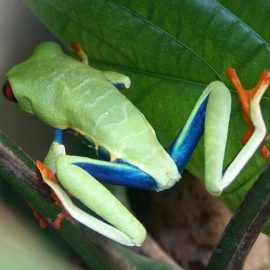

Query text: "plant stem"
[207, 162, 270, 270]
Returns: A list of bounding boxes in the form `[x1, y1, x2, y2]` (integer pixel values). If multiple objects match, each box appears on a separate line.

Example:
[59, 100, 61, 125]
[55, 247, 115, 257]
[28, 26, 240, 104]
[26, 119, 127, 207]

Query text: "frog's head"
[2, 80, 17, 103]
[2, 42, 65, 115]
[2, 73, 35, 114]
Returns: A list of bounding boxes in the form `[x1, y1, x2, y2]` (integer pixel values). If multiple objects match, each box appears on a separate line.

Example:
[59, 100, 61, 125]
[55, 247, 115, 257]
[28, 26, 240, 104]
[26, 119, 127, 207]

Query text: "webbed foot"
[31, 208, 48, 229]
[226, 68, 270, 159]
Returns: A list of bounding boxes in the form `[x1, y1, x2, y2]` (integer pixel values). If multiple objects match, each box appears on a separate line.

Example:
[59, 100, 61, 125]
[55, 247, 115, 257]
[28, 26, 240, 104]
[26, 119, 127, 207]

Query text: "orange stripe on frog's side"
[226, 68, 270, 159]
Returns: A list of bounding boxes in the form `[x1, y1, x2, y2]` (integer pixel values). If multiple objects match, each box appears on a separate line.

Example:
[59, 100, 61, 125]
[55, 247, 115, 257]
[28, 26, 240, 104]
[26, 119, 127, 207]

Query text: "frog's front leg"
[71, 41, 130, 90]
[43, 129, 66, 173]
[102, 71, 131, 90]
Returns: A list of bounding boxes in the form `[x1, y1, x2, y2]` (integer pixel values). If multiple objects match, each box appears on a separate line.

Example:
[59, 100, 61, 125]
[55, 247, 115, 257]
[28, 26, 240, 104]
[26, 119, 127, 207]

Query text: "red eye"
[2, 81, 17, 102]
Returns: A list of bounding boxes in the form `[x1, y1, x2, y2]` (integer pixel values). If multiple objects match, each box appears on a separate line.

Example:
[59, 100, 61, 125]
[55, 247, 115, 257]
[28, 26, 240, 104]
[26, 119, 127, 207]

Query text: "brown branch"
[207, 162, 270, 270]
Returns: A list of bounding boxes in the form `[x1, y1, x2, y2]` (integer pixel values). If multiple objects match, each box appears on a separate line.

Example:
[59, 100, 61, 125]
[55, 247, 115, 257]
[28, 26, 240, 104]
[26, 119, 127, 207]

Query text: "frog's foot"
[102, 71, 131, 90]
[261, 135, 270, 158]
[71, 41, 88, 65]
[53, 212, 70, 230]
[49, 190, 71, 229]
[31, 208, 48, 229]
[36, 160, 70, 229]
[226, 68, 270, 159]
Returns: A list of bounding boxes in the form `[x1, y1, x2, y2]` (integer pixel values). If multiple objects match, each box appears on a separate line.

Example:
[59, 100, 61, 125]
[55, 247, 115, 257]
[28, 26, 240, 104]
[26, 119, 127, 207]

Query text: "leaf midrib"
[50, 0, 221, 79]
[108, 0, 222, 80]
[217, 0, 270, 48]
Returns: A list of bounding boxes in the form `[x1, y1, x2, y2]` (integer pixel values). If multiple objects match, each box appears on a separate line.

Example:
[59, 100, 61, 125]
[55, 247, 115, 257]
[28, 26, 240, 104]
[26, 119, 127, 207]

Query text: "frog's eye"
[2, 81, 17, 102]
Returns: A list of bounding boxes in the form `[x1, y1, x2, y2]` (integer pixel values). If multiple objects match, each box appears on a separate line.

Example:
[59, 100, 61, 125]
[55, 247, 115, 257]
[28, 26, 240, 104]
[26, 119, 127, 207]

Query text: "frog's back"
[44, 53, 157, 157]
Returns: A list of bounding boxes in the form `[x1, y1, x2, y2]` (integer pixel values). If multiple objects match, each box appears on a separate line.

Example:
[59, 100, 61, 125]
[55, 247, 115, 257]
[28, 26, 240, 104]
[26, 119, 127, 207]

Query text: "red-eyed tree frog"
[2, 41, 270, 246]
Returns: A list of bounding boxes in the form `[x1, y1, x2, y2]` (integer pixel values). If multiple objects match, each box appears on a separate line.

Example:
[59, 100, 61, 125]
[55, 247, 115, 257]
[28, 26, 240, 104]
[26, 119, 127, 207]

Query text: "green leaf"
[23, 0, 270, 216]
[218, 0, 270, 45]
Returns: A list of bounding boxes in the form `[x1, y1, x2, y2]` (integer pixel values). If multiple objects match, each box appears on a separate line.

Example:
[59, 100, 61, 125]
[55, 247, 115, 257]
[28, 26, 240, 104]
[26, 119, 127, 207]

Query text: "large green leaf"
[23, 0, 270, 215]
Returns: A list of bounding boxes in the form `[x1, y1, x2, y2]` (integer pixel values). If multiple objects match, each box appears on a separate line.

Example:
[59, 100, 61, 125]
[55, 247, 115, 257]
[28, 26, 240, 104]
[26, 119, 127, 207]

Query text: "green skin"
[6, 42, 267, 246]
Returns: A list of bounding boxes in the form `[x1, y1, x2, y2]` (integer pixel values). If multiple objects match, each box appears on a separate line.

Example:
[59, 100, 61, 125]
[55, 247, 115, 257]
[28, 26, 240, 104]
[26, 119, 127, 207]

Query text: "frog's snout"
[2, 80, 17, 102]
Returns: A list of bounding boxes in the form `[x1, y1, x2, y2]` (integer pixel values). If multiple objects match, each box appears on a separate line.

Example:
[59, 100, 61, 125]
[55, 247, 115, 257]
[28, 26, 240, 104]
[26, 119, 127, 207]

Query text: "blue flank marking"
[97, 145, 110, 161]
[54, 129, 64, 144]
[68, 129, 95, 148]
[113, 82, 126, 90]
[168, 97, 209, 173]
[78, 134, 95, 148]
[74, 160, 157, 190]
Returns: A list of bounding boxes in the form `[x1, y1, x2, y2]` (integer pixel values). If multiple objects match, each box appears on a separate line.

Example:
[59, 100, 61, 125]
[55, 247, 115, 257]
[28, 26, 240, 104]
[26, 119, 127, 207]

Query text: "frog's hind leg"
[64, 155, 157, 190]
[37, 157, 146, 246]
[226, 68, 270, 159]
[167, 85, 210, 173]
